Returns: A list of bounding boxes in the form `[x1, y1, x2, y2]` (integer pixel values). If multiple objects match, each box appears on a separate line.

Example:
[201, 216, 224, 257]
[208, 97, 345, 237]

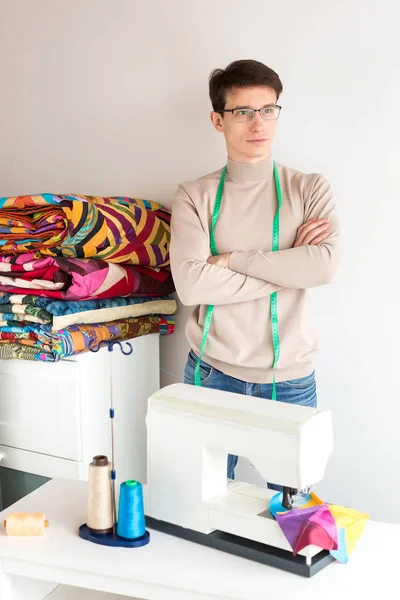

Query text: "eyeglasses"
[218, 105, 282, 122]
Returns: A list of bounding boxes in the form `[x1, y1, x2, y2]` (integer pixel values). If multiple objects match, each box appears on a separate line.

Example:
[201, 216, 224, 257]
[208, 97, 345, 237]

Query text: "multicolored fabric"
[0, 254, 174, 300]
[274, 492, 369, 564]
[0, 315, 175, 362]
[0, 293, 177, 330]
[0, 309, 47, 324]
[0, 194, 170, 266]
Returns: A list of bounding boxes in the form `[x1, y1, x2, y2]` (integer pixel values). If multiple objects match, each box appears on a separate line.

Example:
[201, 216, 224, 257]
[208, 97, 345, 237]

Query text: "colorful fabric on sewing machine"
[275, 492, 369, 563]
[0, 254, 174, 300]
[0, 293, 177, 330]
[0, 194, 170, 266]
[0, 315, 175, 362]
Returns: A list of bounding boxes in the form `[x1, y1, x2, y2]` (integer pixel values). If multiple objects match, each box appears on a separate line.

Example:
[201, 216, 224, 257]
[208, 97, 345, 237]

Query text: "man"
[170, 59, 340, 480]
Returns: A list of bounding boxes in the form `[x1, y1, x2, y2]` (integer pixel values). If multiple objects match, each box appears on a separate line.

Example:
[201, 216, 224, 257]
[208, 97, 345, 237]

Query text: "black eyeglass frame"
[217, 105, 282, 119]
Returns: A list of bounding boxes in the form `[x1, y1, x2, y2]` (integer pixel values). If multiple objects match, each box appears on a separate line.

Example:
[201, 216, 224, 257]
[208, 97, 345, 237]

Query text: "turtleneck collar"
[226, 156, 274, 182]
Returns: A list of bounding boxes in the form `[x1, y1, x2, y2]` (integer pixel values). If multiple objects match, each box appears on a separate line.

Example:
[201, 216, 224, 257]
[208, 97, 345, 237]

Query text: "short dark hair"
[209, 59, 283, 113]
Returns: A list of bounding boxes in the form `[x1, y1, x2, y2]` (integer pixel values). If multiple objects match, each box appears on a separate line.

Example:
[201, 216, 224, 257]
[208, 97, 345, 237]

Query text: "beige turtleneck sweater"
[170, 157, 340, 384]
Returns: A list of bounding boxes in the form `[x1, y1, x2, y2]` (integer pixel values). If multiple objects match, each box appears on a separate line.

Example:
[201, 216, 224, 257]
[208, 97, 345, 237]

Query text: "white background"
[0, 0, 398, 523]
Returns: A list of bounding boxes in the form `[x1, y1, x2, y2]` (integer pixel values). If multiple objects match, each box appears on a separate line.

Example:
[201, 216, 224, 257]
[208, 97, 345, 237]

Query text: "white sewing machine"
[144, 383, 334, 577]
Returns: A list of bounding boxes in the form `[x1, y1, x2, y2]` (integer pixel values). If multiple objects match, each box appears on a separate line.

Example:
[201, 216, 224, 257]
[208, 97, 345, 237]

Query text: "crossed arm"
[170, 186, 281, 306]
[208, 175, 340, 290]
[170, 175, 340, 307]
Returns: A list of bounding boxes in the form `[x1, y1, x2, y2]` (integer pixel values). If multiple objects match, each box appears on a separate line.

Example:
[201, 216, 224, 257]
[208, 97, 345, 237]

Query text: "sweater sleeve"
[170, 185, 281, 306]
[229, 174, 340, 289]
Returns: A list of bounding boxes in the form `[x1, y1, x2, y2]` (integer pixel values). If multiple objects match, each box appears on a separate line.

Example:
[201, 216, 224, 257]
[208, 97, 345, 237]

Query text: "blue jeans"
[184, 350, 317, 482]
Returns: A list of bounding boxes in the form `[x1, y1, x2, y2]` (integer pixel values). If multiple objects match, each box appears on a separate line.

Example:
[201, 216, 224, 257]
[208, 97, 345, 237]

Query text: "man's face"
[210, 86, 279, 163]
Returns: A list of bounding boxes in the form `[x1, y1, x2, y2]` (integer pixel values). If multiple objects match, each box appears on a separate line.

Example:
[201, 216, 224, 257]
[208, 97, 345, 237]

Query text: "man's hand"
[207, 253, 231, 268]
[293, 218, 331, 248]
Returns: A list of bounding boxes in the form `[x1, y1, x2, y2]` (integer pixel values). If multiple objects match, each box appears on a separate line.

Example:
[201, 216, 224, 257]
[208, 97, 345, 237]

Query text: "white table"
[0, 479, 397, 600]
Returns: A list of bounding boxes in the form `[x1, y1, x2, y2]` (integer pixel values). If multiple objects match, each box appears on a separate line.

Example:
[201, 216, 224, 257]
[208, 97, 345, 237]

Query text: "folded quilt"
[0, 254, 174, 300]
[0, 315, 175, 362]
[0, 293, 177, 331]
[0, 194, 170, 266]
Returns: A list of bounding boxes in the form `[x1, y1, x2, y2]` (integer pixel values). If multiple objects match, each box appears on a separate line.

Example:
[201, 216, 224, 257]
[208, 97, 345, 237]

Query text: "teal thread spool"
[117, 480, 146, 540]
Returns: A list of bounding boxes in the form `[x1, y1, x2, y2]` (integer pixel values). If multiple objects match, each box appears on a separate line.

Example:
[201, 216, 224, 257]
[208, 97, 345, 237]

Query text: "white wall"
[0, 0, 398, 523]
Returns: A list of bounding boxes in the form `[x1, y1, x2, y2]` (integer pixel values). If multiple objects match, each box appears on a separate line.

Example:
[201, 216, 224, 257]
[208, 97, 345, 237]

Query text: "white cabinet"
[0, 334, 160, 484]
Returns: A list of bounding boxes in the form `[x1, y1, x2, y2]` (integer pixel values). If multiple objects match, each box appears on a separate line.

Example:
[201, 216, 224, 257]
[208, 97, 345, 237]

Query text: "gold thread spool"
[87, 455, 113, 534]
[4, 512, 49, 536]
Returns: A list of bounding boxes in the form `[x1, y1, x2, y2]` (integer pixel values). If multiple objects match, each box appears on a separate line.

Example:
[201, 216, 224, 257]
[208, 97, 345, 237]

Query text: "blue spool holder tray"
[79, 523, 150, 548]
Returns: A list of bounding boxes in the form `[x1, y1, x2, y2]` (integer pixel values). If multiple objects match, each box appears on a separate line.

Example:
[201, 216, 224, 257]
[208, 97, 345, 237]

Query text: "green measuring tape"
[270, 161, 282, 400]
[194, 161, 282, 400]
[193, 166, 226, 387]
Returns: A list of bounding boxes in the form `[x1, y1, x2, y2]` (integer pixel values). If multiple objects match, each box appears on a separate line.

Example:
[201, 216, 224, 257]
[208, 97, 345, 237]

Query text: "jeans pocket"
[281, 371, 316, 389]
[185, 351, 214, 385]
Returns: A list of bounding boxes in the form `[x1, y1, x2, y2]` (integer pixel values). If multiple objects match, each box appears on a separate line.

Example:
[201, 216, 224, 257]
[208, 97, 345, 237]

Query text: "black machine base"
[145, 516, 335, 578]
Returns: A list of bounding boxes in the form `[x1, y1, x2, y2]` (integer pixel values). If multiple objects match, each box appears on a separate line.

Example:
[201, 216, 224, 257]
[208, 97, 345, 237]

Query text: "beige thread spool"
[4, 512, 49, 536]
[87, 455, 113, 534]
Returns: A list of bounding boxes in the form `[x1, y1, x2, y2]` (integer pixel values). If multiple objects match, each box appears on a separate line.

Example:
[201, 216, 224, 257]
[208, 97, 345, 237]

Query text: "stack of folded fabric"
[0, 193, 176, 361]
